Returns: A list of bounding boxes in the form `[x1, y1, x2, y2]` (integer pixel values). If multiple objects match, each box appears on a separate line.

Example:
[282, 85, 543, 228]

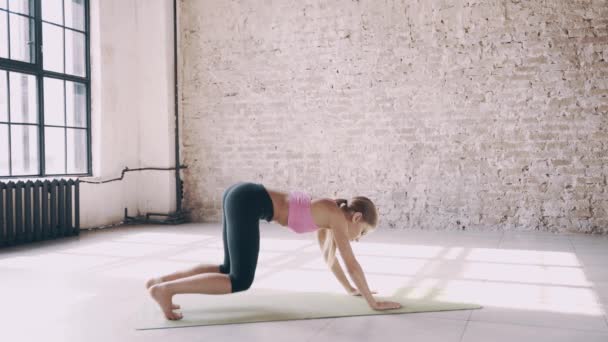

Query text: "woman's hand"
[347, 287, 377, 296]
[370, 301, 402, 311]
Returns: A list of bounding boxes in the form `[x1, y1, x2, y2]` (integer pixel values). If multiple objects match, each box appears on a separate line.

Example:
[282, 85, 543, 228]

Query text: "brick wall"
[180, 0, 608, 233]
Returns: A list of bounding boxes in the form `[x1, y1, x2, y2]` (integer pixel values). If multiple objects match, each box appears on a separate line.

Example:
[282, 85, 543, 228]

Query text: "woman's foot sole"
[149, 285, 183, 320]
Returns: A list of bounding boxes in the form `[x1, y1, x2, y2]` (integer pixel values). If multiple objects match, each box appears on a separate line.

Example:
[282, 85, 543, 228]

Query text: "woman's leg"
[148, 213, 235, 320]
[145, 264, 222, 289]
[148, 183, 261, 320]
[145, 183, 240, 290]
[147, 215, 232, 320]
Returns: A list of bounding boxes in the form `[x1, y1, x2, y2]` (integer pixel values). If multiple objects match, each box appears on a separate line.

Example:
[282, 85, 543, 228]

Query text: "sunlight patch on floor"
[256, 238, 604, 317]
[0, 253, 118, 272]
[58, 241, 177, 257]
[112, 232, 215, 245]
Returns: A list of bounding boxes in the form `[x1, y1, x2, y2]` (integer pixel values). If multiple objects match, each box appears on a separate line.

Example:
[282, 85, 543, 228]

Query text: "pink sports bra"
[287, 191, 320, 234]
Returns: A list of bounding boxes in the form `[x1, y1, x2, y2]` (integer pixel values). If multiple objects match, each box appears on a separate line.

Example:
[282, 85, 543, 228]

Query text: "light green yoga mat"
[135, 288, 482, 330]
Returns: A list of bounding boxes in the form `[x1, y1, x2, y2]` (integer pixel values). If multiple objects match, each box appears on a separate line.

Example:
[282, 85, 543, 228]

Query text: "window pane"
[66, 128, 85, 173]
[0, 124, 8, 175]
[0, 11, 7, 58]
[9, 13, 35, 63]
[43, 23, 63, 73]
[42, 0, 63, 25]
[44, 126, 65, 174]
[8, 0, 33, 16]
[11, 124, 38, 175]
[0, 1, 6, 9]
[44, 77, 64, 126]
[66, 80, 84, 127]
[9, 72, 37, 124]
[65, 0, 84, 31]
[65, 29, 84, 76]
[0, 70, 6, 122]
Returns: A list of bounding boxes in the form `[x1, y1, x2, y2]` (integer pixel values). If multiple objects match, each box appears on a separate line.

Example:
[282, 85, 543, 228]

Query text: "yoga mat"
[135, 288, 482, 330]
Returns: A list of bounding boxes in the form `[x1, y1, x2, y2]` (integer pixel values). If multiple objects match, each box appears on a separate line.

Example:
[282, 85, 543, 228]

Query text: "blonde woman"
[147, 181, 402, 320]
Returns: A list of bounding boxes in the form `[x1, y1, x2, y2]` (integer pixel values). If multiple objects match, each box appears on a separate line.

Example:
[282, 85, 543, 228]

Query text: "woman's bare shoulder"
[311, 198, 343, 230]
[313, 197, 336, 206]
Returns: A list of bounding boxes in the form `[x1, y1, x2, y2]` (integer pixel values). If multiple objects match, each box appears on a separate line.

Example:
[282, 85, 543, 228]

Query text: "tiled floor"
[0, 223, 607, 342]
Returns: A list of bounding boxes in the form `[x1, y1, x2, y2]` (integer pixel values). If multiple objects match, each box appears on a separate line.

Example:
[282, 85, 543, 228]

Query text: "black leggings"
[218, 182, 274, 293]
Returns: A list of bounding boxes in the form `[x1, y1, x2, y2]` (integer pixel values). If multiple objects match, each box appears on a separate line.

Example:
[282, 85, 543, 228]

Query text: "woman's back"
[263, 186, 334, 230]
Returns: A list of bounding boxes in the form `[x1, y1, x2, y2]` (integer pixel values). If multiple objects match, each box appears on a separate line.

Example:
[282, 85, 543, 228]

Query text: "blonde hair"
[321, 196, 378, 267]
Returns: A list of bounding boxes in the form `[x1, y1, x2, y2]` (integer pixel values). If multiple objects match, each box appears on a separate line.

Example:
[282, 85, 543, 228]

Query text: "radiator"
[0, 179, 80, 247]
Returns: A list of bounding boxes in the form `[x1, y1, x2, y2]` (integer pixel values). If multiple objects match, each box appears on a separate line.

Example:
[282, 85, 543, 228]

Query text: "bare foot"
[146, 279, 181, 309]
[149, 285, 183, 320]
[145, 277, 163, 290]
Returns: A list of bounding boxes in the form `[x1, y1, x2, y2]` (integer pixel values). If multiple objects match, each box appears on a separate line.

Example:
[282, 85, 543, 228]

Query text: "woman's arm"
[329, 209, 401, 311]
[332, 224, 377, 306]
[316, 229, 355, 293]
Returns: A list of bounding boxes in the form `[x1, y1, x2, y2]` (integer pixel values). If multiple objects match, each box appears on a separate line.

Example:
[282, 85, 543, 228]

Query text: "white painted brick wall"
[179, 0, 608, 233]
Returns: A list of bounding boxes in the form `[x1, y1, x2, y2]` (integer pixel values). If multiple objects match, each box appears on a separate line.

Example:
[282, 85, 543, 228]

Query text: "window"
[0, 0, 89, 178]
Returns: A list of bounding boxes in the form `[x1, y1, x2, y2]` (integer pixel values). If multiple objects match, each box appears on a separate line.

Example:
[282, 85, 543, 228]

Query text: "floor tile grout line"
[467, 316, 608, 334]
[458, 319, 470, 342]
[567, 232, 605, 314]
[566, 234, 577, 253]
[497, 230, 504, 248]
[304, 318, 336, 342]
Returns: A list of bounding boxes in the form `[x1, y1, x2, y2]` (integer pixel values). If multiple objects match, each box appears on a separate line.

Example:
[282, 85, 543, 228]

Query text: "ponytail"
[335, 198, 349, 210]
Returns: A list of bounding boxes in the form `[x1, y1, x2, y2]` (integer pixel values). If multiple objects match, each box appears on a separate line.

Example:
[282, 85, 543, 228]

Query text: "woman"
[146, 181, 402, 320]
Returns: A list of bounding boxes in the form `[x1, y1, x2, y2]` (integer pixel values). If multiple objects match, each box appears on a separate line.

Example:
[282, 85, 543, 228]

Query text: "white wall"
[82, 0, 177, 228]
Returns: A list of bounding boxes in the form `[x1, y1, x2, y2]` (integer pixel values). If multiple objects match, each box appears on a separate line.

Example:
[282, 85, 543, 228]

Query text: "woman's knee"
[219, 264, 230, 274]
[229, 273, 254, 293]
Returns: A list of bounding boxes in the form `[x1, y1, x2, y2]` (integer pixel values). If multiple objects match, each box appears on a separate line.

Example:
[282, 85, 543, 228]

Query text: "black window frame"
[0, 0, 91, 179]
